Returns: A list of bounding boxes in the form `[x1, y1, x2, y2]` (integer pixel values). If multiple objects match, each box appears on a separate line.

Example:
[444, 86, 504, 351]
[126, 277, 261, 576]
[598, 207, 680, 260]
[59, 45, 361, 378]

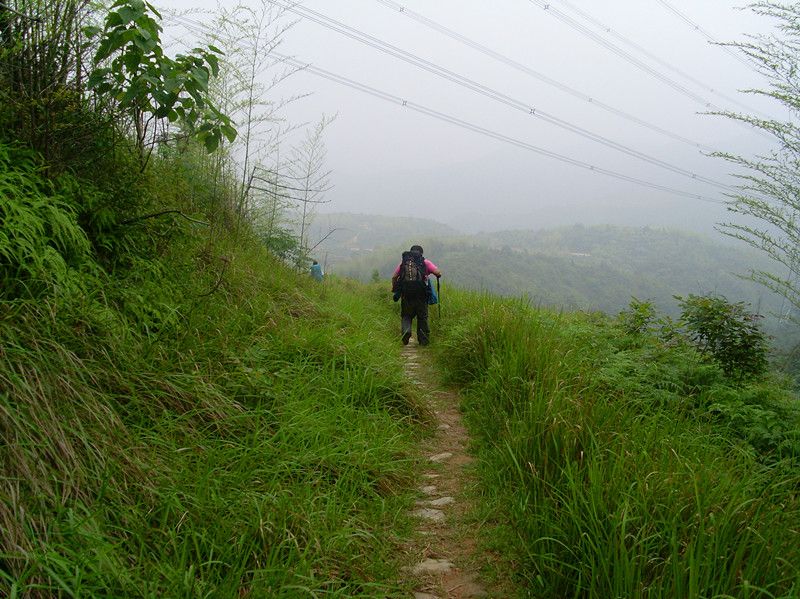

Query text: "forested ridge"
[334, 222, 784, 318]
[2, 1, 800, 598]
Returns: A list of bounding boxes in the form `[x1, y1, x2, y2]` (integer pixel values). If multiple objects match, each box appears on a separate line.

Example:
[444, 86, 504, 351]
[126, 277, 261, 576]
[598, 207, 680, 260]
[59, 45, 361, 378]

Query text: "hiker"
[391, 245, 442, 346]
[310, 259, 324, 282]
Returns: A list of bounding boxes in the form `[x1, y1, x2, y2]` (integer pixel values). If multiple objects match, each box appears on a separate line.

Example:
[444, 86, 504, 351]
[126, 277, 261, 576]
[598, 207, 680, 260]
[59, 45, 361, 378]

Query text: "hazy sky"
[158, 0, 785, 235]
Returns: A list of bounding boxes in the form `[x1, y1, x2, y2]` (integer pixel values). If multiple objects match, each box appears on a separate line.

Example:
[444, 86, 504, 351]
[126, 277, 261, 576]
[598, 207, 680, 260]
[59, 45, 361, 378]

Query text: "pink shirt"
[393, 258, 439, 277]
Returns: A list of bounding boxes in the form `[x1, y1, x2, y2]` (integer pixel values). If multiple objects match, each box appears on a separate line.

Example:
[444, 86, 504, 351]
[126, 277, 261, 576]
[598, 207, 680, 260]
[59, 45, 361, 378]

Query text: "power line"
[270, 53, 725, 205]
[525, 0, 769, 124]
[528, 0, 712, 105]
[169, 13, 726, 205]
[266, 0, 735, 191]
[653, 0, 759, 74]
[554, 0, 770, 118]
[373, 0, 717, 153]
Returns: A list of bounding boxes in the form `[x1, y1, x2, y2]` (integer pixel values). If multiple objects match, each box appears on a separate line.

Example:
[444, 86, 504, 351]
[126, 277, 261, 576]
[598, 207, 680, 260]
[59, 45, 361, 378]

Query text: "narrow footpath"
[400, 340, 497, 599]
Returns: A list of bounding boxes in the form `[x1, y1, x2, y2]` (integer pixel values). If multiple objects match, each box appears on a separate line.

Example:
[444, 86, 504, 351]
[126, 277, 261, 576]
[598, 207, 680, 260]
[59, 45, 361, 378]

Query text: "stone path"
[400, 340, 493, 599]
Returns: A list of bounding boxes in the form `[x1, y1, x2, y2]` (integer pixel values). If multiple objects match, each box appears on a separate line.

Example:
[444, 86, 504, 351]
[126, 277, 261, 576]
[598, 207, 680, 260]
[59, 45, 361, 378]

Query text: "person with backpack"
[391, 245, 442, 346]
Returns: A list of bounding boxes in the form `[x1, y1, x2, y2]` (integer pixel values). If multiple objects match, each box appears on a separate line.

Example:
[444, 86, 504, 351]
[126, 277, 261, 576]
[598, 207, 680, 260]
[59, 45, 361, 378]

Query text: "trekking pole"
[437, 276, 441, 318]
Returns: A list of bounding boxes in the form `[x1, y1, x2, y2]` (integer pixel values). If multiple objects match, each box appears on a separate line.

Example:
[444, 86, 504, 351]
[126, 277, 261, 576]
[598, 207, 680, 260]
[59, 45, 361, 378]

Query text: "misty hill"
[334, 224, 783, 318]
[303, 212, 459, 269]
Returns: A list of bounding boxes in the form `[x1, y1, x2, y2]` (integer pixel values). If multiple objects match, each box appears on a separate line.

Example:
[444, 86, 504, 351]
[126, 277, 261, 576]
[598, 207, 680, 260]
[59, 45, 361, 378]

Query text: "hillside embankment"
[429, 287, 800, 598]
[1, 139, 435, 596]
[3, 145, 800, 598]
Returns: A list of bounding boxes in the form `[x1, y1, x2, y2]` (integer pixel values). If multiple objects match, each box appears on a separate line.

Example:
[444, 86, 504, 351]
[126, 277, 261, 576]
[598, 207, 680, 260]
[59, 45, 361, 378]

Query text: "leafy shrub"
[705, 384, 800, 459]
[434, 289, 800, 598]
[677, 294, 769, 380]
[0, 144, 91, 298]
[257, 225, 303, 264]
[618, 297, 656, 335]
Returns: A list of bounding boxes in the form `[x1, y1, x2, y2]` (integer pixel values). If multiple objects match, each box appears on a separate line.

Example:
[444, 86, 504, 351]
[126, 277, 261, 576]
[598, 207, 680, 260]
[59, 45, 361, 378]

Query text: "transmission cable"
[525, 0, 769, 124]
[266, 0, 735, 191]
[653, 0, 760, 75]
[168, 13, 726, 205]
[271, 54, 725, 205]
[554, 0, 770, 118]
[373, 0, 716, 153]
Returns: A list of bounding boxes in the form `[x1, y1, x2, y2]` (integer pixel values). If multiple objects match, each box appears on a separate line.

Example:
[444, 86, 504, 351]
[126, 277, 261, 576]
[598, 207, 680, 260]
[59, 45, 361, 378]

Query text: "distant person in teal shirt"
[310, 260, 324, 282]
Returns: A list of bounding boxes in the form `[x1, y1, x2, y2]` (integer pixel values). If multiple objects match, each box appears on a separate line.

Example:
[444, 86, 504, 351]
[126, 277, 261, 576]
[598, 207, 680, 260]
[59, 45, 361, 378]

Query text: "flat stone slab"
[412, 558, 454, 575]
[413, 593, 440, 599]
[422, 473, 439, 479]
[412, 508, 445, 523]
[428, 452, 453, 463]
[437, 424, 451, 430]
[427, 496, 455, 507]
[419, 485, 438, 495]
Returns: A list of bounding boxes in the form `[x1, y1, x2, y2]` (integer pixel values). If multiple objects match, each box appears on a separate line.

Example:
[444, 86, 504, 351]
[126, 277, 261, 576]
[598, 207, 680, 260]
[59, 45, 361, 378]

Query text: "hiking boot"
[402, 331, 412, 345]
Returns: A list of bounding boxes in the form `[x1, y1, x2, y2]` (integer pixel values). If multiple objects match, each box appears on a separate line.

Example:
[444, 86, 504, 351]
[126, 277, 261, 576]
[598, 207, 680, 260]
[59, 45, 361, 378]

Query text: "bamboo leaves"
[715, 3, 800, 320]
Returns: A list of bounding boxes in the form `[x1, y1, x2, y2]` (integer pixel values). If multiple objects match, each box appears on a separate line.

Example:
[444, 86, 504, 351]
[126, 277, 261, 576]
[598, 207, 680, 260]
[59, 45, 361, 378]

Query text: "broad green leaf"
[203, 133, 219, 153]
[82, 25, 102, 38]
[222, 124, 237, 143]
[133, 34, 157, 53]
[144, 0, 162, 19]
[118, 7, 136, 25]
[123, 50, 143, 74]
[87, 69, 110, 89]
[106, 12, 123, 28]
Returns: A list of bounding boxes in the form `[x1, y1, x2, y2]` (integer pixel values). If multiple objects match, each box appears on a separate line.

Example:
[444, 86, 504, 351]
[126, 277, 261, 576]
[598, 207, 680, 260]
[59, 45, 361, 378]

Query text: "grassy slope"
[4, 139, 799, 599]
[0, 145, 430, 596]
[431, 288, 800, 598]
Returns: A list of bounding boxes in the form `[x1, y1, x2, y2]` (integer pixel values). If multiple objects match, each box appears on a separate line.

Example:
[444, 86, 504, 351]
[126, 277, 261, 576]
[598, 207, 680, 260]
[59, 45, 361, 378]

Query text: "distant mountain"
[303, 212, 460, 269]
[334, 223, 784, 320]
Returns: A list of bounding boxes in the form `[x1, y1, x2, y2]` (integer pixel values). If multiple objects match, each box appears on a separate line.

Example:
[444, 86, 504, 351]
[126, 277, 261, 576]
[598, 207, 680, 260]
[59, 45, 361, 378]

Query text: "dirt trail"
[400, 340, 497, 599]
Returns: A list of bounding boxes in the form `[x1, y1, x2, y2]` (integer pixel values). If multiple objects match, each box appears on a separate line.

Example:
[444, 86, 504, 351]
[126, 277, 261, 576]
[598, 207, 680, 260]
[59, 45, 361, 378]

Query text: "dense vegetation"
[3, 1, 799, 597]
[0, 1, 428, 595]
[334, 224, 783, 317]
[2, 181, 427, 596]
[432, 288, 800, 598]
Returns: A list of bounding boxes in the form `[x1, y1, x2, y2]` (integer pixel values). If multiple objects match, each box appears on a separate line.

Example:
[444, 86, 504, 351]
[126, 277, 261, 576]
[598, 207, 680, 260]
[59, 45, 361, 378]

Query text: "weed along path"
[399, 341, 492, 599]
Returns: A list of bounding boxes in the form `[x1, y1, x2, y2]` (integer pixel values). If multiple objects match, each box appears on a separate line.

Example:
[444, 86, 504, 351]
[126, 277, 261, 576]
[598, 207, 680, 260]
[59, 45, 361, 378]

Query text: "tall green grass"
[0, 143, 428, 597]
[433, 288, 800, 598]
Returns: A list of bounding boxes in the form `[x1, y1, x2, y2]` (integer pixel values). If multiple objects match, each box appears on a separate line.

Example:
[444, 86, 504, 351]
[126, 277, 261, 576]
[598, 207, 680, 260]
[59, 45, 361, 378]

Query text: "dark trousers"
[401, 296, 429, 345]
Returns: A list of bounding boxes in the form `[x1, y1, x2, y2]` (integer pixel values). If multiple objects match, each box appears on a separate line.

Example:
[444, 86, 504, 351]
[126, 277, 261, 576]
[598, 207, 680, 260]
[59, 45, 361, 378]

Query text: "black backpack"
[398, 251, 427, 299]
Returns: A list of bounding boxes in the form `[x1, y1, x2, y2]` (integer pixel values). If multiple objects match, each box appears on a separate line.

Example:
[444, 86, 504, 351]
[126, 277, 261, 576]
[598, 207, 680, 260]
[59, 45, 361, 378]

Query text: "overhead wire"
[272, 53, 725, 204]
[554, 0, 770, 118]
[653, 0, 760, 74]
[168, 13, 726, 205]
[373, 0, 717, 153]
[525, 0, 774, 131]
[527, 0, 711, 105]
[264, 0, 736, 192]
